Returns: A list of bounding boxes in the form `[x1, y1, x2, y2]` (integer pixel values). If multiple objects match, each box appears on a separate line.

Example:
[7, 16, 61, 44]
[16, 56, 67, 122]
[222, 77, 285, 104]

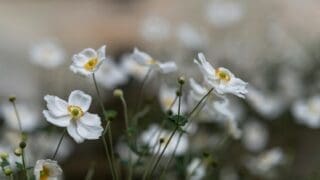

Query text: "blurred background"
[0, 0, 320, 179]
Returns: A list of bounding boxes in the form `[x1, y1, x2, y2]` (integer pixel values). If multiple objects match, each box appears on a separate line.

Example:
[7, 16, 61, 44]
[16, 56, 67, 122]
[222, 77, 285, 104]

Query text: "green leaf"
[104, 110, 117, 121]
[168, 115, 188, 126]
[15, 162, 23, 171]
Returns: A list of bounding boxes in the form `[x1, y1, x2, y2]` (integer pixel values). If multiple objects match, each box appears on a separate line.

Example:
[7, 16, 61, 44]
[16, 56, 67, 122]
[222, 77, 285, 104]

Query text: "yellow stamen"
[215, 68, 231, 83]
[68, 105, 84, 120]
[40, 166, 50, 180]
[84, 58, 98, 71]
[147, 58, 156, 65]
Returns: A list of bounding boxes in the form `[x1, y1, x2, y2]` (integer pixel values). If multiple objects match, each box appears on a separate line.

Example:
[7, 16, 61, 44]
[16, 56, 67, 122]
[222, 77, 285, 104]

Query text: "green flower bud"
[0, 152, 9, 160]
[113, 89, 123, 97]
[3, 166, 12, 176]
[14, 148, 22, 156]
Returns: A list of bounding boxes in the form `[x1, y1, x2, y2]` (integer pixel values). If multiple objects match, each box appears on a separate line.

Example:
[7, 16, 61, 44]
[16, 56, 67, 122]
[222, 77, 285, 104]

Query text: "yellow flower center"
[84, 58, 98, 71]
[215, 68, 231, 83]
[68, 105, 84, 120]
[147, 58, 156, 65]
[40, 166, 50, 180]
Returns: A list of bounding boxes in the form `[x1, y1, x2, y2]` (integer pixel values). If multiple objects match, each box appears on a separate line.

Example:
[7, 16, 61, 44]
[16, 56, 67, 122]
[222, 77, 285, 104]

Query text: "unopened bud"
[159, 138, 165, 144]
[176, 90, 182, 97]
[0, 152, 9, 160]
[3, 167, 12, 176]
[113, 89, 123, 97]
[178, 76, 185, 85]
[14, 148, 22, 156]
[19, 142, 26, 149]
[8, 96, 16, 102]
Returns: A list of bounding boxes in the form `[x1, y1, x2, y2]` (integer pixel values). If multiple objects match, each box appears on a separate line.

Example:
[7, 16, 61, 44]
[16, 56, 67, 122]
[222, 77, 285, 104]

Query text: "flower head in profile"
[34, 159, 62, 180]
[131, 48, 177, 74]
[70, 45, 106, 76]
[43, 90, 103, 143]
[292, 95, 320, 128]
[194, 53, 248, 98]
[120, 54, 152, 81]
[30, 40, 66, 69]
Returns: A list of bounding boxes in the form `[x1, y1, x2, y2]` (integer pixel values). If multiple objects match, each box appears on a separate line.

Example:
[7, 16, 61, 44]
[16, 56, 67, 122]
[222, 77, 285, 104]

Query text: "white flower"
[116, 142, 139, 164]
[187, 158, 206, 180]
[159, 85, 187, 114]
[242, 121, 268, 152]
[245, 148, 285, 176]
[176, 23, 207, 50]
[140, 16, 170, 42]
[131, 48, 177, 74]
[140, 124, 189, 156]
[120, 54, 152, 81]
[34, 159, 63, 180]
[194, 53, 247, 98]
[246, 86, 285, 119]
[292, 95, 320, 128]
[70, 45, 106, 76]
[220, 166, 239, 180]
[205, 1, 244, 28]
[0, 102, 43, 132]
[43, 90, 103, 143]
[95, 57, 128, 89]
[30, 40, 65, 69]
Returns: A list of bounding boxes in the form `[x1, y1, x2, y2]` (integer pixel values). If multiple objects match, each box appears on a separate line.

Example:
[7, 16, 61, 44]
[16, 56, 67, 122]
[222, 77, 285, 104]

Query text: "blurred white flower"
[140, 124, 189, 156]
[140, 16, 170, 42]
[30, 40, 65, 69]
[242, 121, 268, 152]
[246, 86, 285, 119]
[116, 142, 139, 164]
[220, 166, 239, 180]
[292, 95, 320, 128]
[120, 54, 152, 81]
[0, 102, 43, 132]
[245, 148, 285, 176]
[186, 158, 206, 180]
[34, 159, 62, 180]
[159, 85, 187, 114]
[205, 1, 244, 28]
[95, 57, 128, 89]
[176, 23, 206, 49]
[194, 53, 248, 98]
[131, 48, 177, 74]
[43, 90, 103, 143]
[188, 78, 211, 103]
[70, 45, 106, 77]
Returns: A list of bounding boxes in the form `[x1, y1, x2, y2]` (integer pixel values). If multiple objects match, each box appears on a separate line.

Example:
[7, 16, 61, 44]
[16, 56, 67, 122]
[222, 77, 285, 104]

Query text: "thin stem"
[9, 174, 13, 180]
[142, 143, 162, 180]
[92, 73, 107, 115]
[21, 149, 28, 180]
[134, 68, 152, 113]
[102, 122, 116, 180]
[148, 126, 179, 178]
[187, 88, 214, 118]
[107, 126, 118, 180]
[120, 96, 129, 132]
[11, 101, 22, 131]
[52, 128, 67, 160]
[85, 162, 96, 180]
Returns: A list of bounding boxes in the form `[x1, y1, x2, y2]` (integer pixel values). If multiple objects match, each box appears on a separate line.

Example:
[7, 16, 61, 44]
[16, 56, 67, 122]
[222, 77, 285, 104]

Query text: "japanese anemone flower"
[70, 45, 106, 76]
[43, 90, 103, 143]
[34, 159, 62, 180]
[194, 53, 248, 98]
[131, 48, 177, 74]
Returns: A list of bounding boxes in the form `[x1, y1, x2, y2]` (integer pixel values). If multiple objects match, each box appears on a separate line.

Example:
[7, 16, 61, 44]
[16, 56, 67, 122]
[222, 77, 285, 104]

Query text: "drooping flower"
[131, 48, 177, 74]
[70, 45, 106, 76]
[43, 90, 103, 143]
[34, 159, 62, 180]
[292, 95, 320, 128]
[194, 53, 247, 98]
[186, 158, 206, 180]
[94, 56, 128, 89]
[140, 124, 189, 156]
[29, 40, 66, 69]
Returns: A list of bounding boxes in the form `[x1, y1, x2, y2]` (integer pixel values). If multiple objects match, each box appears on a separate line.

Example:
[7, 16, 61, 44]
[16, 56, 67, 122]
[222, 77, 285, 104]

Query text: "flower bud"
[19, 142, 26, 149]
[8, 96, 16, 102]
[159, 138, 165, 144]
[14, 148, 22, 156]
[176, 90, 182, 97]
[113, 89, 123, 97]
[178, 76, 185, 85]
[0, 152, 9, 160]
[3, 166, 12, 176]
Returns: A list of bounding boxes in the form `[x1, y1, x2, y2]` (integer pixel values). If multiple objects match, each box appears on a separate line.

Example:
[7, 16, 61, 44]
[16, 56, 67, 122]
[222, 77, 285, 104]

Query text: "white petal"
[79, 112, 101, 126]
[72, 54, 90, 66]
[68, 90, 92, 112]
[67, 122, 85, 143]
[79, 48, 97, 59]
[158, 61, 177, 73]
[97, 45, 107, 60]
[43, 110, 70, 127]
[70, 65, 92, 77]
[44, 95, 68, 117]
[132, 48, 153, 65]
[77, 120, 103, 139]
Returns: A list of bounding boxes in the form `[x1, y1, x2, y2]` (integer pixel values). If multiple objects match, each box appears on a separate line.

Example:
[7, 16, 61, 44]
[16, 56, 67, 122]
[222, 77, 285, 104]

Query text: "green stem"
[85, 162, 96, 180]
[52, 128, 67, 160]
[142, 143, 162, 180]
[102, 122, 116, 180]
[21, 149, 28, 180]
[134, 68, 152, 113]
[11, 100, 22, 131]
[187, 88, 214, 118]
